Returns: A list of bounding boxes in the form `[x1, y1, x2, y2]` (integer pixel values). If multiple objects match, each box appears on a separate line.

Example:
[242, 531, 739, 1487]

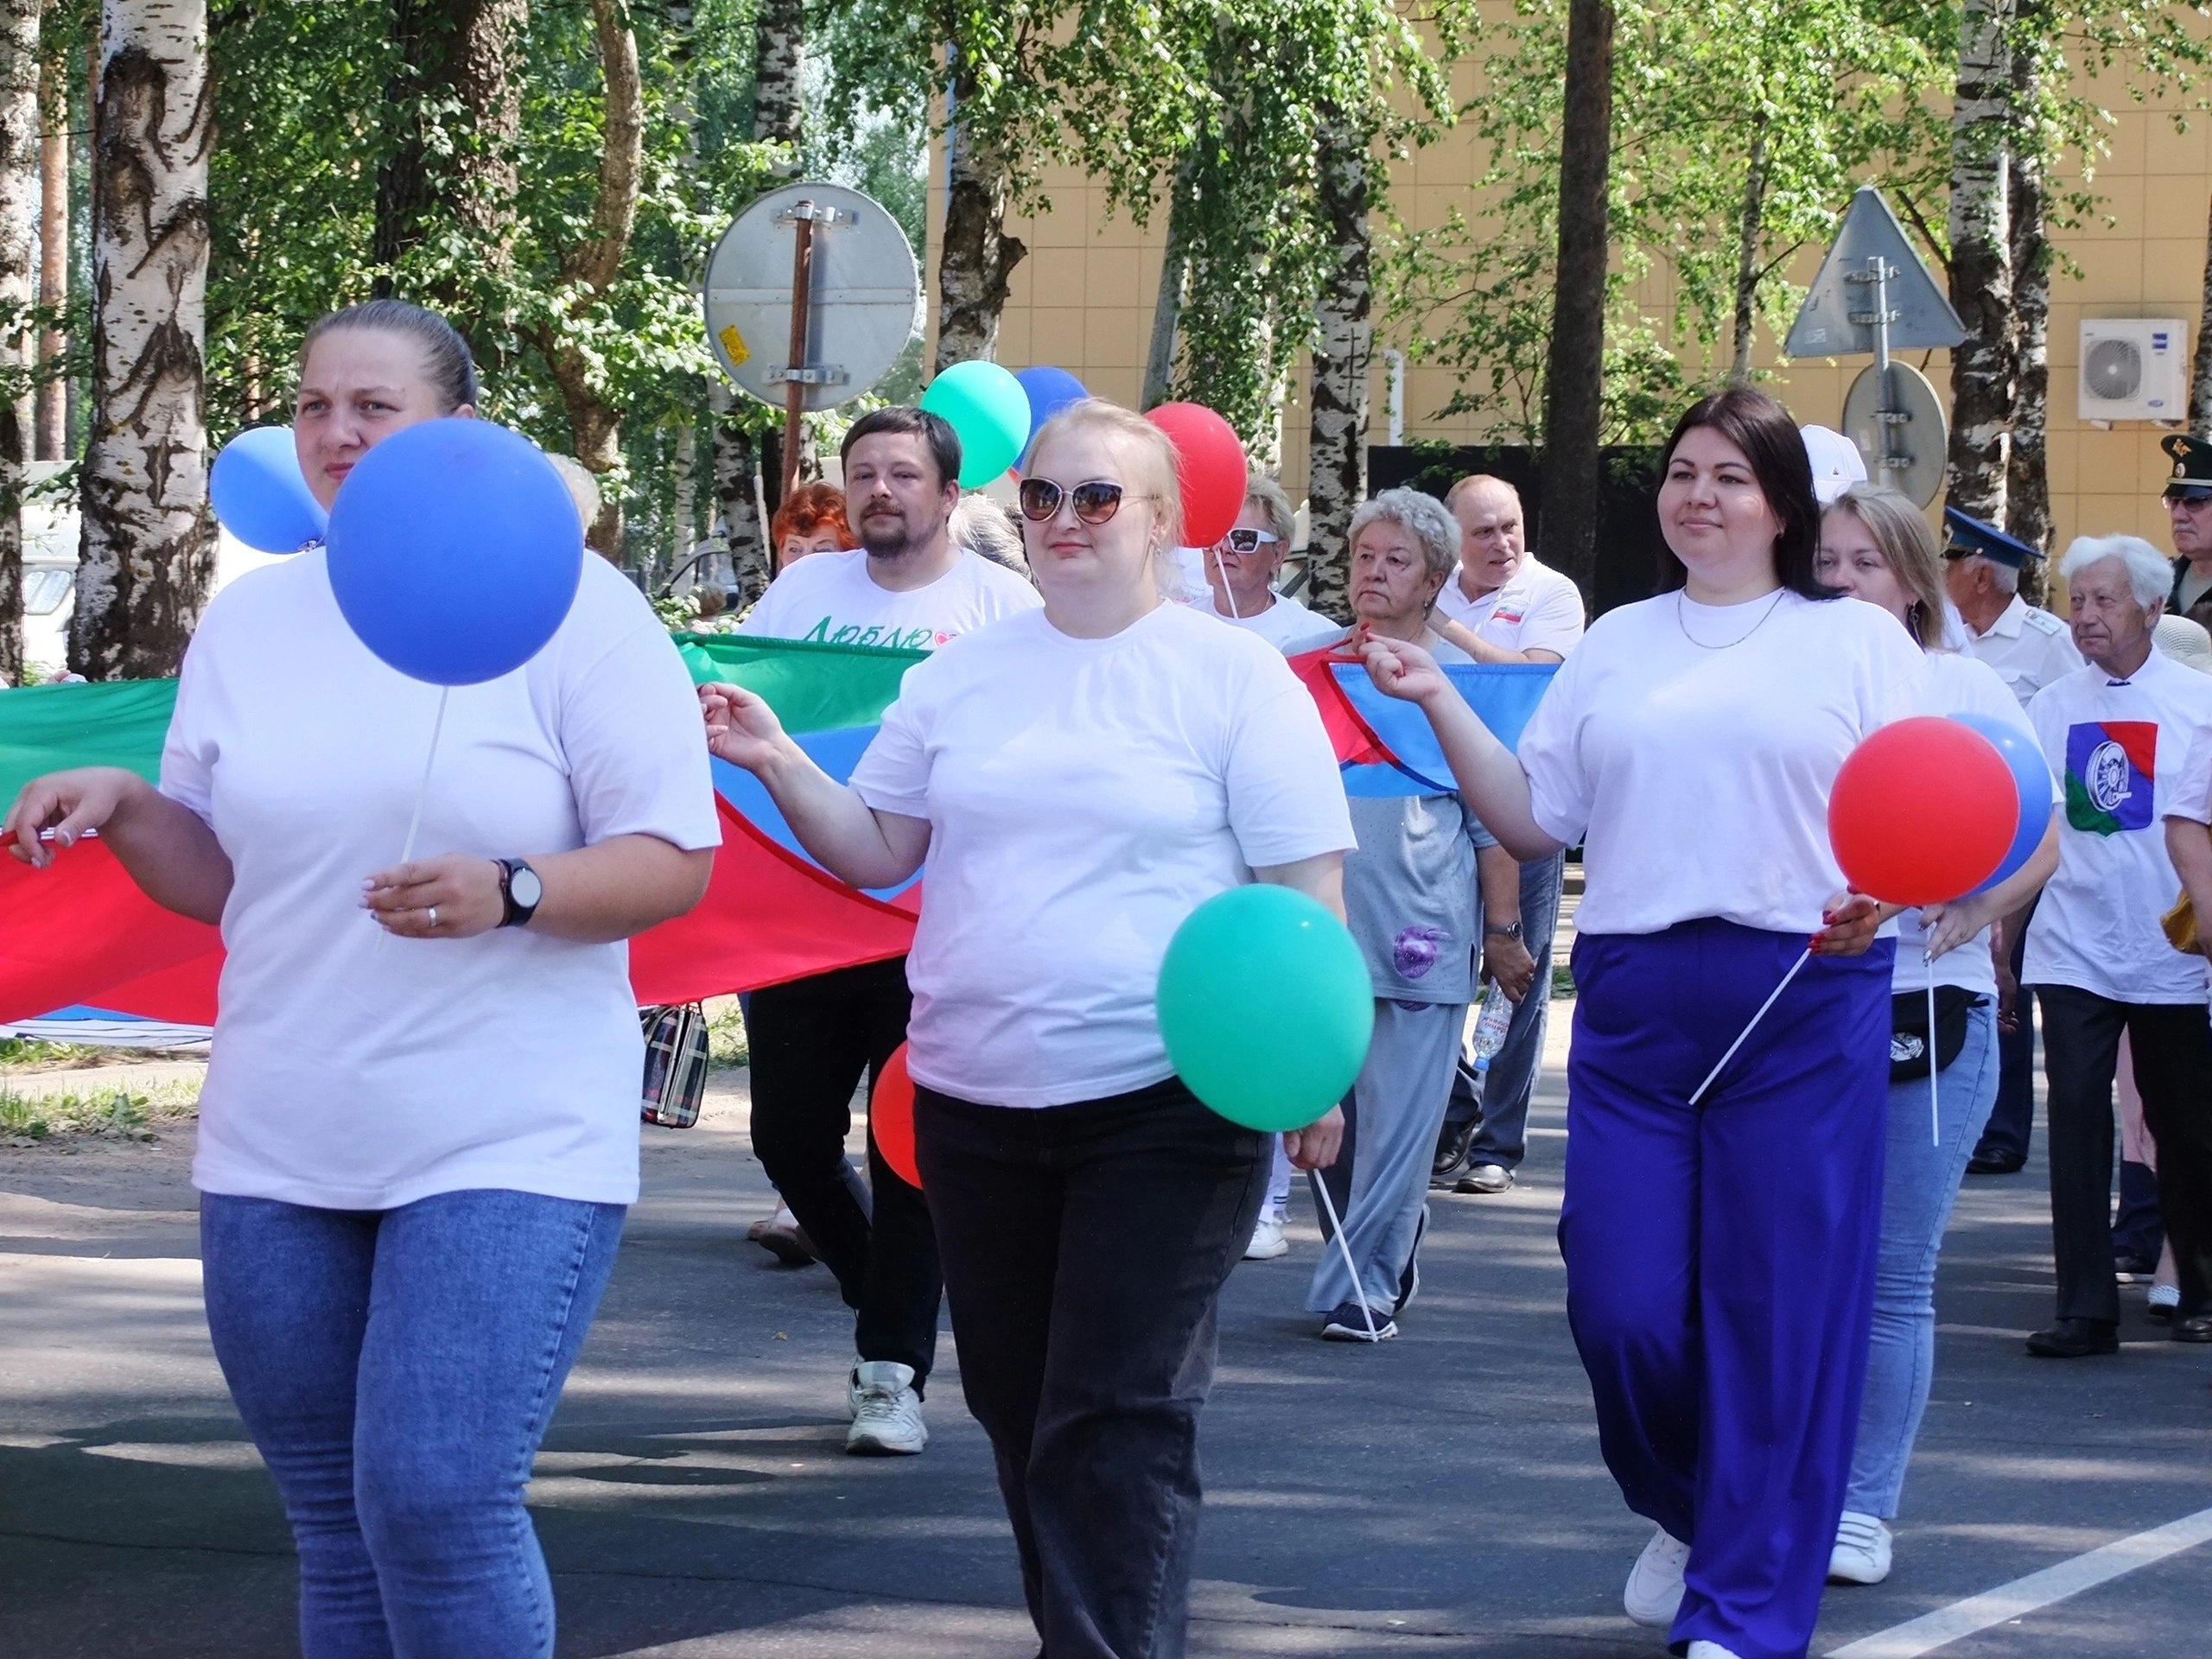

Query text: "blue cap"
[1942, 508, 2038, 569]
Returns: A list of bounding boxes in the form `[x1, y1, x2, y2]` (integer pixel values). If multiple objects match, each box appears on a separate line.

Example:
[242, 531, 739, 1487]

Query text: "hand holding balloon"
[1283, 1105, 1344, 1172]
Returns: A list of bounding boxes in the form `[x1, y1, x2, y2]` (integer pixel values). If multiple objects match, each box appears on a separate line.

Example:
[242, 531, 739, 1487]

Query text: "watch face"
[511, 865, 543, 909]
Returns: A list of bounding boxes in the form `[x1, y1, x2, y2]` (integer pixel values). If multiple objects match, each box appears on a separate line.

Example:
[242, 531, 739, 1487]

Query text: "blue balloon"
[325, 419, 583, 686]
[209, 426, 327, 554]
[1014, 365, 1088, 454]
[1952, 711, 2054, 893]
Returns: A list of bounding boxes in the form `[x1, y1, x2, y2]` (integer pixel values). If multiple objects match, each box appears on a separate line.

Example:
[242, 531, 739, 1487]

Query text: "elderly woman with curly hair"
[1297, 487, 1510, 1341]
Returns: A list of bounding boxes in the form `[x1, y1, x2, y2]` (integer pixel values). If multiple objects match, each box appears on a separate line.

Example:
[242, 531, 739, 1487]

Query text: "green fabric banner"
[672, 632, 924, 732]
[0, 679, 176, 808]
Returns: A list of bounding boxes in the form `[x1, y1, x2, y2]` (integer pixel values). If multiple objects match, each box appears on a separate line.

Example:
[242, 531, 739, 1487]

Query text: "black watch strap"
[495, 858, 543, 929]
[1485, 920, 1524, 942]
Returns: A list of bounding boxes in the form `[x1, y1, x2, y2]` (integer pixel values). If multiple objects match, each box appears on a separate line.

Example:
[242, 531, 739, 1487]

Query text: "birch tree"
[2005, 3, 2052, 559]
[1306, 106, 1370, 619]
[69, 0, 212, 680]
[0, 0, 35, 683]
[1945, 0, 2015, 525]
[35, 14, 67, 463]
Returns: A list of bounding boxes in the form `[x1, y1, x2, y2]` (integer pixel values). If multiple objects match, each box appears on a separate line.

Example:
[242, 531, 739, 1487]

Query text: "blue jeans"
[1845, 997, 1998, 1520]
[1466, 849, 1563, 1171]
[200, 1190, 626, 1659]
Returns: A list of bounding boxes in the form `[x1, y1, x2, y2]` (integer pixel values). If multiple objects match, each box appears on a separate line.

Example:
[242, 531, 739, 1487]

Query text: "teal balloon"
[920, 361, 1031, 487]
[1157, 886, 1375, 1133]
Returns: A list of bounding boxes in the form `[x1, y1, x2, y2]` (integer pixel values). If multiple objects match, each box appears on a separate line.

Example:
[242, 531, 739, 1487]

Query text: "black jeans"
[914, 1078, 1268, 1659]
[1974, 897, 2039, 1164]
[2037, 985, 2212, 1322]
[746, 958, 941, 1386]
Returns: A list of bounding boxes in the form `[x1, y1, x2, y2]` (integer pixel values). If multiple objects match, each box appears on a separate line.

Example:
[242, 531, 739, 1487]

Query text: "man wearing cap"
[1427, 475, 1584, 1197]
[2161, 433, 2212, 631]
[1945, 508, 2085, 1178]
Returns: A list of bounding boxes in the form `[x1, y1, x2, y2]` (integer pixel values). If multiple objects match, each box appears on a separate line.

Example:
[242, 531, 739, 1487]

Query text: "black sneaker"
[1319, 1301, 1398, 1342]
[1432, 1119, 1477, 1185]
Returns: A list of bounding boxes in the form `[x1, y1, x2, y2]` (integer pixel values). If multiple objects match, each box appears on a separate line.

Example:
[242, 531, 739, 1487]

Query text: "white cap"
[2154, 612, 2212, 675]
[1802, 424, 1869, 506]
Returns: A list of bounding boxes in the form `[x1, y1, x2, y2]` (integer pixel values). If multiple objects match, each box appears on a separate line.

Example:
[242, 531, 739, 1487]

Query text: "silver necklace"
[1676, 589, 1786, 650]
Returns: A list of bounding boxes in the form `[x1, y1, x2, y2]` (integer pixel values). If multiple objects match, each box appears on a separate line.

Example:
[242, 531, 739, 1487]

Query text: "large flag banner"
[0, 635, 931, 1027]
[1287, 648, 1557, 797]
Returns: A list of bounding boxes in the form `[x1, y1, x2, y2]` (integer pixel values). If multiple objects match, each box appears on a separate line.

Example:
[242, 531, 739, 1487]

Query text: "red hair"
[771, 482, 855, 553]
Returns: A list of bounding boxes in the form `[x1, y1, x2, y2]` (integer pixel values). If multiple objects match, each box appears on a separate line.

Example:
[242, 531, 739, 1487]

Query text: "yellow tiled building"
[925, 32, 2211, 563]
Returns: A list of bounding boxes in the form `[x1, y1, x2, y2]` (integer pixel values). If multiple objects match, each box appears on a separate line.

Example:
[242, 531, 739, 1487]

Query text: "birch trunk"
[671, 416, 696, 582]
[2191, 191, 2212, 431]
[534, 0, 639, 557]
[1945, 0, 2014, 524]
[1305, 110, 1370, 623]
[1141, 152, 1197, 410]
[711, 380, 769, 607]
[2005, 24, 2052, 563]
[0, 0, 35, 682]
[69, 0, 212, 680]
[752, 0, 802, 149]
[935, 81, 1022, 370]
[1729, 120, 1769, 387]
[34, 23, 62, 462]
[1538, 0, 1612, 596]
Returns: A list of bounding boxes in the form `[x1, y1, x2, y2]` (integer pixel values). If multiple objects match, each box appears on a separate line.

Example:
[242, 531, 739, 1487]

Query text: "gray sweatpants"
[1306, 998, 1467, 1314]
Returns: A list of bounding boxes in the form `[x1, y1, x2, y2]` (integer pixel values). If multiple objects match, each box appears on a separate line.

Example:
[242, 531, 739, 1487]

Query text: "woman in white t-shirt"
[1351, 390, 1925, 1659]
[1814, 485, 2059, 1586]
[702, 398, 1355, 1658]
[4, 301, 720, 1657]
[1201, 472, 1331, 652]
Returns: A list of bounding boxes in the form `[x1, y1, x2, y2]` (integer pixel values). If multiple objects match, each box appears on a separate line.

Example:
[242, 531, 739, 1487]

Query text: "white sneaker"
[1623, 1526, 1690, 1627]
[1244, 1211, 1289, 1261]
[1686, 1643, 1745, 1659]
[1828, 1510, 1893, 1585]
[845, 1361, 927, 1455]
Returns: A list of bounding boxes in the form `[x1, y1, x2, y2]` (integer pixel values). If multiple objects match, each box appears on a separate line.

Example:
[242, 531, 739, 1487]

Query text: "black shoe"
[2025, 1318, 2119, 1357]
[2114, 1252, 2159, 1281]
[1432, 1119, 1476, 1185]
[2172, 1313, 2212, 1344]
[1967, 1149, 2024, 1175]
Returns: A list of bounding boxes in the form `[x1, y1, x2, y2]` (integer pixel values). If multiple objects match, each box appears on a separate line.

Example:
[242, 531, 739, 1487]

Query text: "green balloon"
[920, 361, 1032, 487]
[1156, 885, 1375, 1133]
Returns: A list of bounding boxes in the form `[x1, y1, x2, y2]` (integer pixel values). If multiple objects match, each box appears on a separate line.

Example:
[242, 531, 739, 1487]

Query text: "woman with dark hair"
[1350, 388, 1929, 1659]
[8, 299, 719, 1656]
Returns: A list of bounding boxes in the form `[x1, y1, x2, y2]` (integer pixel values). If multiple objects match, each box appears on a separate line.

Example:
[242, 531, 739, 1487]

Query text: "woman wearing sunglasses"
[702, 397, 1355, 1658]
[1202, 473, 1331, 652]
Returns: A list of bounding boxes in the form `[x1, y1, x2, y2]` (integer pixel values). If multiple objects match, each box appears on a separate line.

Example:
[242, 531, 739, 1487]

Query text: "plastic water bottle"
[1470, 977, 1516, 1072]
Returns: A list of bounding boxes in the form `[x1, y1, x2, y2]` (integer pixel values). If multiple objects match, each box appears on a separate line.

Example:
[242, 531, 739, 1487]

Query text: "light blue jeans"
[200, 1189, 626, 1659]
[1845, 997, 1999, 1519]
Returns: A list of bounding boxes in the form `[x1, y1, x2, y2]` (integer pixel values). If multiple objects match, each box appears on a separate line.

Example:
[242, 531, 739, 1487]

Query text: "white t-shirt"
[1961, 593, 2082, 709]
[162, 550, 722, 1210]
[2024, 652, 2212, 1003]
[1894, 651, 2054, 996]
[1517, 589, 1929, 937]
[739, 544, 1040, 648]
[849, 603, 1357, 1109]
[1203, 589, 1331, 654]
[1434, 554, 1586, 658]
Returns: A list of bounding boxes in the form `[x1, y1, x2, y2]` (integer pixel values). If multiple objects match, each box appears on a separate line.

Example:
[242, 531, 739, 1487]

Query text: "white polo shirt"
[1961, 593, 2082, 709]
[1434, 554, 1586, 658]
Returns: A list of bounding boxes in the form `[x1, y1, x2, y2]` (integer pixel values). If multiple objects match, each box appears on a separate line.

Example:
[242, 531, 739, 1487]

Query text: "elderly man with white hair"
[2021, 533, 2212, 1357]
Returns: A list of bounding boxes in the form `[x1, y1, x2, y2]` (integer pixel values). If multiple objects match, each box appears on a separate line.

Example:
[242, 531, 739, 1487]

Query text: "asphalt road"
[3, 1033, 2207, 1658]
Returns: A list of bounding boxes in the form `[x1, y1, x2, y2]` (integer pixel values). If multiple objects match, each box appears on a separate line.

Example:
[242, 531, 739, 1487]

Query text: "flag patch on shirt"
[2064, 720, 2157, 835]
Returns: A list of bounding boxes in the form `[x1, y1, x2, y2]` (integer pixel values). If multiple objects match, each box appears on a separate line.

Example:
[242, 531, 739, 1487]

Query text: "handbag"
[1890, 986, 1981, 1084]
[640, 1003, 710, 1128]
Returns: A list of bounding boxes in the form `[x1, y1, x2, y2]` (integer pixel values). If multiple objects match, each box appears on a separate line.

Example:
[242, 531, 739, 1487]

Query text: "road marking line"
[1825, 1504, 2212, 1658]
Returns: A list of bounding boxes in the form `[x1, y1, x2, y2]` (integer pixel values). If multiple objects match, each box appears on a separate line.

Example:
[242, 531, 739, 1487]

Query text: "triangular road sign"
[1784, 187, 1964, 359]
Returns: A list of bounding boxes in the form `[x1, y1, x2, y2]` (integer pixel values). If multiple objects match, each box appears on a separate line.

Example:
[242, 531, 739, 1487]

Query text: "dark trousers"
[2035, 986, 2212, 1321]
[1457, 849, 1565, 1170]
[1565, 922, 1892, 1659]
[915, 1078, 1268, 1659]
[746, 957, 941, 1386]
[1972, 899, 2037, 1164]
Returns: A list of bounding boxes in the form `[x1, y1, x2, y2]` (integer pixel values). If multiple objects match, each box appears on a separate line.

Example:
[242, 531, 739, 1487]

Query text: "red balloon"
[1145, 402, 1249, 548]
[1828, 716, 2019, 906]
[871, 1042, 921, 1189]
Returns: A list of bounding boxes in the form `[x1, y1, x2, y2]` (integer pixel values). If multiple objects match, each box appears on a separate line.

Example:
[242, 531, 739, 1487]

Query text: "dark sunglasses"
[2166, 488, 2212, 508]
[1018, 477, 1147, 525]
[1217, 528, 1281, 554]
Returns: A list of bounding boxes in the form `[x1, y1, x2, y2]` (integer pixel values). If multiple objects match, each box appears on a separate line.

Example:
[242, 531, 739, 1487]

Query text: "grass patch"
[703, 996, 749, 1069]
[0, 1080, 200, 1146]
[1550, 964, 1576, 1000]
[0, 1037, 109, 1069]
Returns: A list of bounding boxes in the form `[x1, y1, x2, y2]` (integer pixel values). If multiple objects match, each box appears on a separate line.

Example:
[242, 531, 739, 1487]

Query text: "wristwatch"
[1484, 920, 1525, 942]
[495, 858, 543, 929]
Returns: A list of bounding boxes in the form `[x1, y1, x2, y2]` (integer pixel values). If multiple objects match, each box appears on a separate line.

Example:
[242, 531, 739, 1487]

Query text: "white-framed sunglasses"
[1216, 528, 1281, 555]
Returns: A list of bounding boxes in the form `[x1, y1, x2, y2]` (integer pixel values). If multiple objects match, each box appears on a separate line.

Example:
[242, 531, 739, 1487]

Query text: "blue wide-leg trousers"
[1562, 919, 1892, 1659]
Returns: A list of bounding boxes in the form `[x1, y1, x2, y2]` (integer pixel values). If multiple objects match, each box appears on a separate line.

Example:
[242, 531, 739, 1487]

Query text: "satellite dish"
[702, 181, 920, 413]
[1842, 360, 1948, 508]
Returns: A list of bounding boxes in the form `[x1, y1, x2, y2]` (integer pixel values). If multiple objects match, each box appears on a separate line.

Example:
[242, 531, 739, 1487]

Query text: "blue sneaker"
[1319, 1301, 1397, 1342]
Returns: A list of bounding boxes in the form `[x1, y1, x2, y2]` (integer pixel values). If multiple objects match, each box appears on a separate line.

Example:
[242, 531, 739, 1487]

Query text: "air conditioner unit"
[2078, 318, 2189, 423]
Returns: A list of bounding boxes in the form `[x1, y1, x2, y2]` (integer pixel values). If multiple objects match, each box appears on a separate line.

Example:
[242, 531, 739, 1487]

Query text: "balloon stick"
[398, 686, 451, 868]
[1928, 971, 1941, 1149]
[1688, 946, 1811, 1107]
[1309, 1164, 1382, 1340]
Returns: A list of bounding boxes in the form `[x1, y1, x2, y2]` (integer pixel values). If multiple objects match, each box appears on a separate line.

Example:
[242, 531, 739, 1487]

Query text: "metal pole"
[1871, 253, 1897, 490]
[781, 203, 817, 505]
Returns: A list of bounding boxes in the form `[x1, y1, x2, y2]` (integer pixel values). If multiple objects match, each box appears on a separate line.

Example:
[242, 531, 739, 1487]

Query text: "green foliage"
[0, 1079, 199, 1144]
